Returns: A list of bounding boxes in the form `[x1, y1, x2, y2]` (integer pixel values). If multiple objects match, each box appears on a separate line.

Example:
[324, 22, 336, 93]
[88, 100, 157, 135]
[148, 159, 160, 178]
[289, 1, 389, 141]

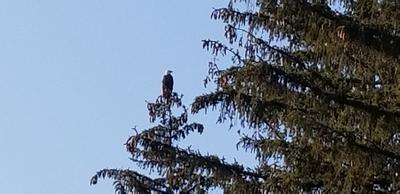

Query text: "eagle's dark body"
[162, 72, 173, 99]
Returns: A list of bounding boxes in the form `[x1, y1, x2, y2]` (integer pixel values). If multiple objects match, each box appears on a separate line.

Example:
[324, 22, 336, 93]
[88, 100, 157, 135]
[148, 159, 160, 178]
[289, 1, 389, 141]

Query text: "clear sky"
[0, 1, 256, 193]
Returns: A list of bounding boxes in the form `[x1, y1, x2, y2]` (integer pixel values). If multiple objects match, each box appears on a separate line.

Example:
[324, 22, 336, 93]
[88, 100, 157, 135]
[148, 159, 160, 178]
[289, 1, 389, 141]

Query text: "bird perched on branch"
[162, 70, 173, 99]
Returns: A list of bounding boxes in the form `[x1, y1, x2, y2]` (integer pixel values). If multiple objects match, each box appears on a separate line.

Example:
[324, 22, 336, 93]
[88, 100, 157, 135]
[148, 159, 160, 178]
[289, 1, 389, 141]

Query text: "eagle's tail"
[163, 88, 172, 99]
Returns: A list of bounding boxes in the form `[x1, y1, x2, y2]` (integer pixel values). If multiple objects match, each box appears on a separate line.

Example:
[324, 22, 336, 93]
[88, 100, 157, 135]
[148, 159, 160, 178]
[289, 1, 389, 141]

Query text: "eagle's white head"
[165, 70, 173, 75]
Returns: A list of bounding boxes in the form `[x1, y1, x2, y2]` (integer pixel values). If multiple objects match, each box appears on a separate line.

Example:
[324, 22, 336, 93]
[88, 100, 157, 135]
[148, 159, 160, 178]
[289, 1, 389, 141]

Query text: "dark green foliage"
[92, 94, 265, 193]
[92, 0, 400, 193]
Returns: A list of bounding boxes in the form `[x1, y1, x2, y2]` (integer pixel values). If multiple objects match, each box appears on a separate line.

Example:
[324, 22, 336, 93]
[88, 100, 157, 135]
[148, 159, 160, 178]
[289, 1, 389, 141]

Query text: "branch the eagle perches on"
[91, 92, 263, 193]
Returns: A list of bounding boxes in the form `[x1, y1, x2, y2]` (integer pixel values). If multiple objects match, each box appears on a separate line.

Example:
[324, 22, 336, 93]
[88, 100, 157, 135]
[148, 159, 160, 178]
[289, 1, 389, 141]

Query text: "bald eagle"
[162, 70, 173, 99]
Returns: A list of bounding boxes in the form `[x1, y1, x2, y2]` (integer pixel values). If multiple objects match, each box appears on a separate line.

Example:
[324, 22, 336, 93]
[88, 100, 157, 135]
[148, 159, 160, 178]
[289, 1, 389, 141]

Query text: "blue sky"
[0, 1, 256, 193]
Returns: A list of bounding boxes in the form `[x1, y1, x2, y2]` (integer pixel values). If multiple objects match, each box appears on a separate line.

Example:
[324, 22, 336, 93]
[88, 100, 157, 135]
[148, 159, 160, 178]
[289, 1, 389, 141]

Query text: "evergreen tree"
[92, 0, 400, 193]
